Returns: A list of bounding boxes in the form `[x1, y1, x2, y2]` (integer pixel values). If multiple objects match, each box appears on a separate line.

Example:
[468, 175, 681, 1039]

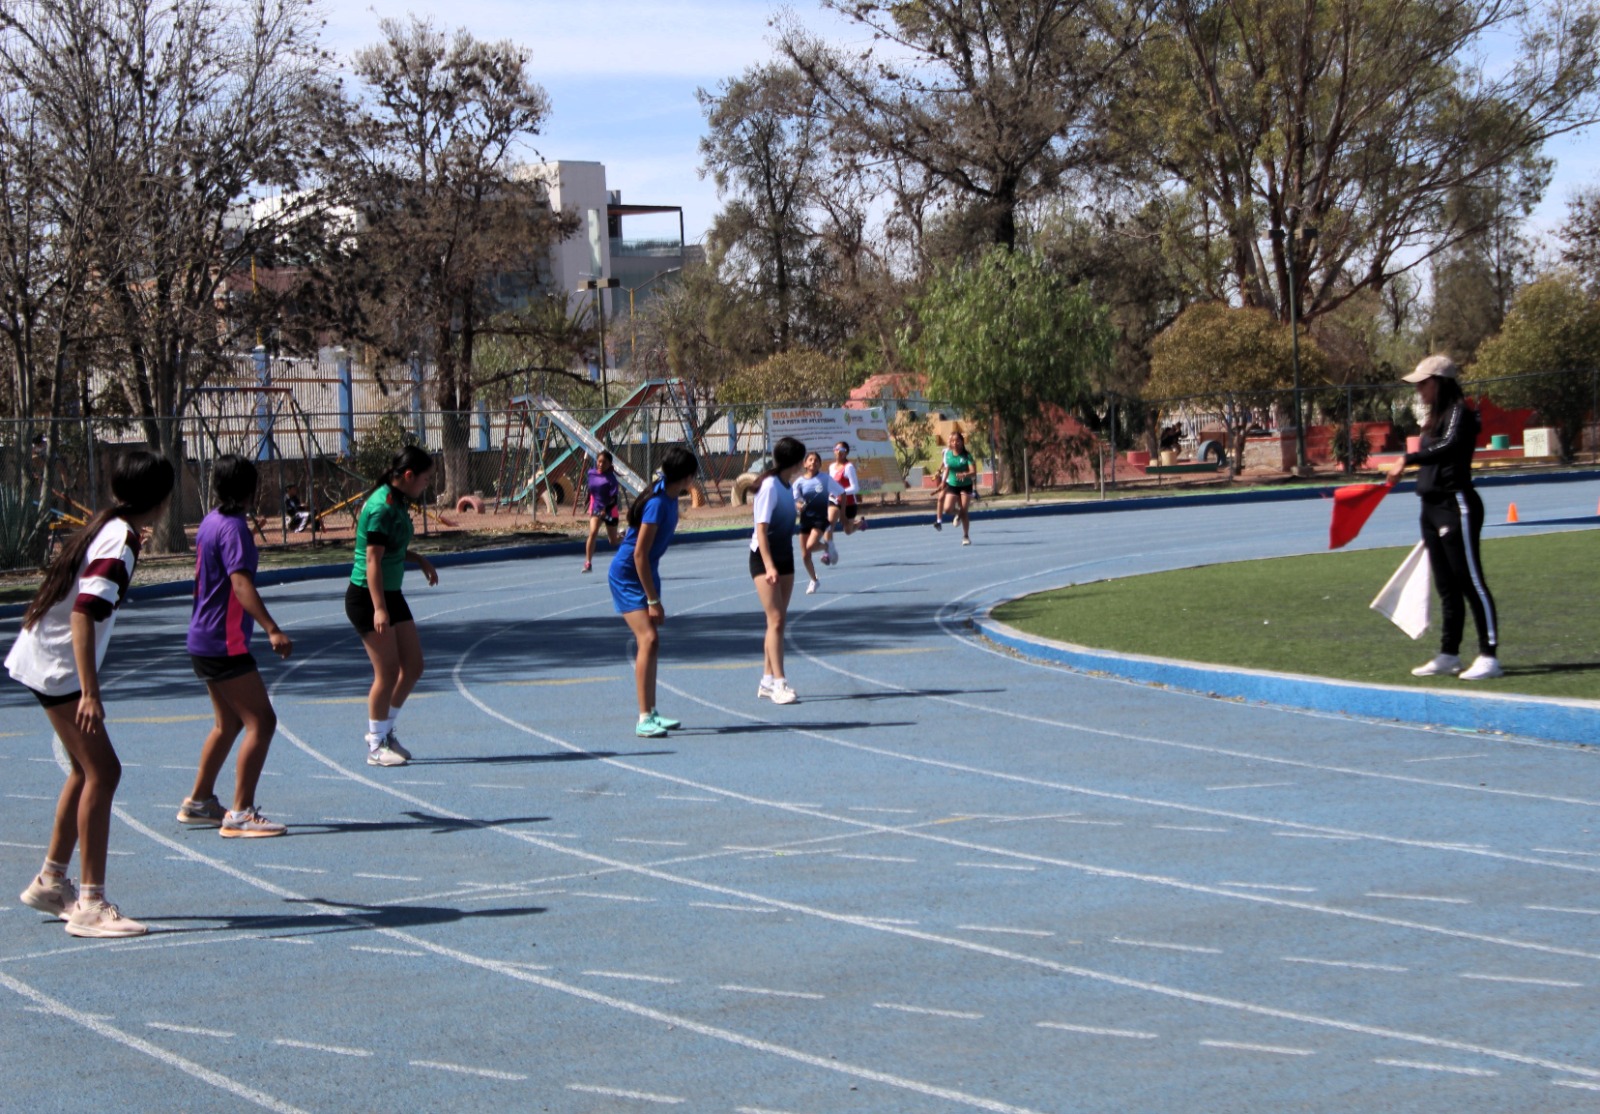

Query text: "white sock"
[368, 718, 392, 739]
[639, 712, 652, 723]
[80, 883, 104, 904]
[388, 708, 401, 729]
[42, 858, 68, 880]
[761, 675, 774, 687]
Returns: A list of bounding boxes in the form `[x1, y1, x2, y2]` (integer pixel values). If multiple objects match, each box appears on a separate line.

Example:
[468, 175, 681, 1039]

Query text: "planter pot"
[1125, 450, 1151, 467]
[1158, 450, 1178, 466]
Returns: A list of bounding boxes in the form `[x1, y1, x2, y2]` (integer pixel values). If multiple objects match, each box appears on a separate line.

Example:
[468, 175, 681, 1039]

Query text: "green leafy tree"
[716, 349, 857, 422]
[1471, 273, 1600, 462]
[1147, 303, 1324, 475]
[905, 246, 1113, 491]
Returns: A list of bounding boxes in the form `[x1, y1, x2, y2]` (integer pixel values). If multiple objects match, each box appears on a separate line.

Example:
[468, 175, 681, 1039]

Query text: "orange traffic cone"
[1506, 502, 1519, 524]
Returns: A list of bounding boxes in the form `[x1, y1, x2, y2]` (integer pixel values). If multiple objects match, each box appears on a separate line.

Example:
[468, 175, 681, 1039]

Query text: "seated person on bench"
[283, 485, 312, 533]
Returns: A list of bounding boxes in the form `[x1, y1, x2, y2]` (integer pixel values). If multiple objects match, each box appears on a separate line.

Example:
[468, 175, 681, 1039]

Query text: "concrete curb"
[973, 612, 1600, 748]
[5, 466, 1596, 621]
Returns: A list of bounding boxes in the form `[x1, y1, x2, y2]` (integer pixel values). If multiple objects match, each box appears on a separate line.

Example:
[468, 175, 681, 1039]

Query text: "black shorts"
[190, 653, 259, 683]
[943, 483, 974, 498]
[748, 543, 796, 579]
[30, 687, 80, 708]
[840, 501, 859, 520]
[345, 582, 414, 635]
[799, 510, 830, 533]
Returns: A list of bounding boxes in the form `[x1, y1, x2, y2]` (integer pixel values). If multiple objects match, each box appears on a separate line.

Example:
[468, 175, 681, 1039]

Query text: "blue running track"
[2, 478, 1598, 1112]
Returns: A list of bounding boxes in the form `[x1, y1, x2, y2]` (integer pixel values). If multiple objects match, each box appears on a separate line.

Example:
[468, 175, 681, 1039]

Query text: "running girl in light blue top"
[791, 451, 845, 595]
[609, 446, 699, 737]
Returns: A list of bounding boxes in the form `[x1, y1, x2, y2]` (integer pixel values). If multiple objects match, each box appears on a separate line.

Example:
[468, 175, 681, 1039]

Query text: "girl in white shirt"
[8, 451, 174, 939]
[750, 437, 806, 704]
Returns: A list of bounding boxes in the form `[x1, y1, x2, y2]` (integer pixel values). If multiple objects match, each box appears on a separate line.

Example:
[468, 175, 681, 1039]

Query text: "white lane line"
[848, 806, 919, 814]
[859, 917, 919, 925]
[1365, 892, 1471, 905]
[566, 1083, 684, 1104]
[256, 865, 326, 875]
[275, 1038, 372, 1057]
[690, 902, 776, 914]
[566, 788, 626, 797]
[1532, 848, 1600, 858]
[308, 774, 346, 781]
[737, 1107, 806, 1114]
[1460, 973, 1583, 988]
[1527, 904, 1600, 916]
[1374, 1058, 1498, 1077]
[1403, 753, 1489, 763]
[469, 783, 523, 790]
[615, 838, 689, 847]
[25, 1006, 112, 1019]
[0, 840, 47, 849]
[147, 1021, 234, 1038]
[6, 793, 52, 800]
[1057, 818, 1123, 826]
[1037, 1022, 1158, 1039]
[657, 794, 717, 802]
[958, 925, 1054, 938]
[1154, 825, 1228, 833]
[0, 969, 308, 1114]
[1205, 783, 1295, 792]
[1554, 1079, 1600, 1091]
[349, 945, 425, 957]
[1273, 832, 1359, 841]
[1111, 937, 1222, 955]
[583, 970, 680, 985]
[836, 853, 916, 863]
[1282, 957, 1408, 973]
[1218, 882, 1317, 893]
[570, 891, 655, 903]
[392, 780, 444, 786]
[956, 862, 1037, 872]
[353, 873, 422, 881]
[412, 1059, 528, 1081]
[1201, 1040, 1314, 1056]
[874, 1002, 985, 1020]
[720, 984, 826, 1000]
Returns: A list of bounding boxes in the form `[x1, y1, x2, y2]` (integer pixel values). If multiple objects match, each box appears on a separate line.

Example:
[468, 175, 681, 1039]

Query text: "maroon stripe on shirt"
[72, 594, 114, 620]
[82, 557, 130, 589]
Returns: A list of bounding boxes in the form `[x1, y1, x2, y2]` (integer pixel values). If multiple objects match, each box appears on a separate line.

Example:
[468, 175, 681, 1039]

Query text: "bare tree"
[325, 17, 575, 501]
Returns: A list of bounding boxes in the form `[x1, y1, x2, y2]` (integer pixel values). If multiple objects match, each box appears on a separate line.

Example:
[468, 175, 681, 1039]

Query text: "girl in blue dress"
[609, 446, 699, 737]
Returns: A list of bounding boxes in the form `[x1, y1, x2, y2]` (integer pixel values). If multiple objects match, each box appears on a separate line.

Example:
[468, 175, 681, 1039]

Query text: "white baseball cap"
[1402, 354, 1459, 383]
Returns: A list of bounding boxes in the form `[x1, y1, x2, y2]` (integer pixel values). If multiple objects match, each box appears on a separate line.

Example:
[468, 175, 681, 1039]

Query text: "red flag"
[1329, 482, 1393, 549]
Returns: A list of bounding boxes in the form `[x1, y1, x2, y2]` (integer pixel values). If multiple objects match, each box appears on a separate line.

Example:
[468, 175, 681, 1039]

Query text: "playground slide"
[513, 383, 663, 503]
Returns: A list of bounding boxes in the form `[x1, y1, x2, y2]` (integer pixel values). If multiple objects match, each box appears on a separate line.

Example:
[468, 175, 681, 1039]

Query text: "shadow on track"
[142, 896, 546, 937]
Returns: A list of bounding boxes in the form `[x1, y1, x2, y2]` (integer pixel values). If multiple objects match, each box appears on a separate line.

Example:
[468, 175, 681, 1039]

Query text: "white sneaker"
[768, 682, 799, 705]
[384, 730, 412, 761]
[65, 898, 147, 938]
[806, 579, 819, 595]
[758, 679, 775, 700]
[1411, 654, 1462, 677]
[366, 744, 407, 767]
[20, 874, 77, 920]
[825, 536, 839, 565]
[961, 537, 971, 546]
[1459, 655, 1503, 681]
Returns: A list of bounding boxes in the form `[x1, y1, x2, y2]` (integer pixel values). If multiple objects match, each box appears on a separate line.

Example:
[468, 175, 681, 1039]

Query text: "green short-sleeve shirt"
[944, 449, 976, 489]
[350, 485, 414, 589]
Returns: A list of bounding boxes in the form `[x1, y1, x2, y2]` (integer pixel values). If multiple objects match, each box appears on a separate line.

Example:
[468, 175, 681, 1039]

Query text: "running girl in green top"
[933, 430, 977, 544]
[344, 446, 439, 767]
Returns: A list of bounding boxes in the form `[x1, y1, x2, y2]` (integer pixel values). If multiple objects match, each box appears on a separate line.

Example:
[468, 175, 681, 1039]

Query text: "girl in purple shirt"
[176, 456, 294, 837]
[582, 451, 623, 574]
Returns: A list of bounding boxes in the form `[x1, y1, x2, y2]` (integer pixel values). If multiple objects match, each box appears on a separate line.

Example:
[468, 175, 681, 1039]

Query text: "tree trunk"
[438, 409, 471, 504]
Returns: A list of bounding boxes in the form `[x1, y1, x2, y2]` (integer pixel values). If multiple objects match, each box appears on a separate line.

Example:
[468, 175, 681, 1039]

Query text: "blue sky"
[321, 0, 1598, 249]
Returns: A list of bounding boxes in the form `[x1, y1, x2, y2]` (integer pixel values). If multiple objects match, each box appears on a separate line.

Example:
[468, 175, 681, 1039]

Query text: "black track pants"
[1419, 489, 1499, 658]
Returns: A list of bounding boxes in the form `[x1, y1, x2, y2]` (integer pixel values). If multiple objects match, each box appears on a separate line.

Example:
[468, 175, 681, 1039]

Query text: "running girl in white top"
[750, 436, 806, 704]
[7, 451, 175, 938]
[823, 441, 868, 556]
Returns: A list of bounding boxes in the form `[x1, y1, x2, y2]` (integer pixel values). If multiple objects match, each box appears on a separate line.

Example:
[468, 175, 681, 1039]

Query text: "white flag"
[1370, 541, 1432, 639]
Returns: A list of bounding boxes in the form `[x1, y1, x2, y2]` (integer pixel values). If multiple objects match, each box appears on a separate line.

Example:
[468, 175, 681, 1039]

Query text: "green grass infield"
[992, 528, 1599, 701]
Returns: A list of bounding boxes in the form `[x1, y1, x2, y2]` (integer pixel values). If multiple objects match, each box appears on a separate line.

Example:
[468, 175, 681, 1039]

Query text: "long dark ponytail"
[757, 437, 805, 491]
[370, 445, 434, 502]
[627, 445, 699, 529]
[23, 450, 175, 630]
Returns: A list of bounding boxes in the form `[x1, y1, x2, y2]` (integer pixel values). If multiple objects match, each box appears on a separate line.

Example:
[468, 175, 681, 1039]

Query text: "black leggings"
[1420, 489, 1499, 658]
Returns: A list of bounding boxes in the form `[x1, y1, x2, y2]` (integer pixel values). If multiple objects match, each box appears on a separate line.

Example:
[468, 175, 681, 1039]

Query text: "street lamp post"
[578, 276, 621, 408]
[1271, 217, 1318, 475]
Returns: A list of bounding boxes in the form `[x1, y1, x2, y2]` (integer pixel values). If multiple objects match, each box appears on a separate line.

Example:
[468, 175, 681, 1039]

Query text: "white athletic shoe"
[961, 537, 971, 546]
[758, 679, 775, 700]
[65, 898, 147, 938]
[383, 730, 412, 761]
[1459, 655, 1504, 681]
[1411, 654, 1462, 677]
[806, 579, 818, 595]
[768, 682, 799, 705]
[825, 536, 839, 565]
[366, 743, 407, 767]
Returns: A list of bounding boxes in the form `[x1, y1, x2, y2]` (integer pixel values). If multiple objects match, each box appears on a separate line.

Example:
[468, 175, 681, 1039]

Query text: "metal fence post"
[476, 398, 490, 453]
[410, 354, 424, 445]
[254, 346, 271, 461]
[337, 350, 354, 456]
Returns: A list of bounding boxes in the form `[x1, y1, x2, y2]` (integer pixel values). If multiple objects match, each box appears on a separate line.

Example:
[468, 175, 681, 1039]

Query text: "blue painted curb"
[5, 466, 1595, 621]
[974, 613, 1600, 748]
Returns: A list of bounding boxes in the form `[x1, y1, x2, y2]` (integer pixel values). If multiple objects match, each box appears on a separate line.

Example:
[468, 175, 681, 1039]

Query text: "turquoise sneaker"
[635, 717, 668, 738]
[649, 709, 681, 730]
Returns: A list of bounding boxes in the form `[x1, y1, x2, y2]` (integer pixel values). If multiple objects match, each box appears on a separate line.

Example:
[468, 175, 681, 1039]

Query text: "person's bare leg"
[754, 576, 790, 679]
[208, 671, 277, 812]
[360, 628, 400, 721]
[188, 683, 244, 803]
[800, 530, 819, 581]
[389, 621, 425, 713]
[43, 704, 120, 888]
[584, 517, 602, 565]
[622, 608, 659, 715]
[44, 750, 84, 870]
